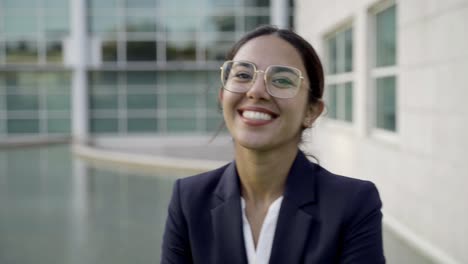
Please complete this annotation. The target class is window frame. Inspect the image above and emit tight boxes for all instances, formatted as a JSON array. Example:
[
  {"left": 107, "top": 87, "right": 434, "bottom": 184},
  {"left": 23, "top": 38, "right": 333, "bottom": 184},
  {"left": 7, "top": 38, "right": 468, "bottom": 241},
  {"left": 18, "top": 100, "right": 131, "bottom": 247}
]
[
  {"left": 323, "top": 21, "right": 355, "bottom": 126},
  {"left": 368, "top": 0, "right": 398, "bottom": 141}
]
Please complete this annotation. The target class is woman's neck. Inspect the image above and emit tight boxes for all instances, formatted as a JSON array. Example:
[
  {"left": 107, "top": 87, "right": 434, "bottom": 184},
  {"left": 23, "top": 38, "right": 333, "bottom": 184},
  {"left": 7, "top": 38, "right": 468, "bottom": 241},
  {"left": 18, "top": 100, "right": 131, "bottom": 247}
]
[{"left": 235, "top": 144, "right": 298, "bottom": 205}]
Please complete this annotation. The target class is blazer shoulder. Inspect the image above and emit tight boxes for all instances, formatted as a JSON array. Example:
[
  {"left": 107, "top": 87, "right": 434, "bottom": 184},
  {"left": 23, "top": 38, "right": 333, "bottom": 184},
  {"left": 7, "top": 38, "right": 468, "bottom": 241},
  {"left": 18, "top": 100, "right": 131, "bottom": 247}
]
[{"left": 175, "top": 162, "right": 232, "bottom": 209}]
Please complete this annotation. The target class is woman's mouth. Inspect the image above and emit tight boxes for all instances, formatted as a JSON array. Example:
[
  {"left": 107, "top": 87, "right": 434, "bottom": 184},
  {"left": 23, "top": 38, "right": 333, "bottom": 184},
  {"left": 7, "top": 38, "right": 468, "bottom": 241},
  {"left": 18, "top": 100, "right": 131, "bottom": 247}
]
[{"left": 242, "top": 110, "right": 273, "bottom": 121}]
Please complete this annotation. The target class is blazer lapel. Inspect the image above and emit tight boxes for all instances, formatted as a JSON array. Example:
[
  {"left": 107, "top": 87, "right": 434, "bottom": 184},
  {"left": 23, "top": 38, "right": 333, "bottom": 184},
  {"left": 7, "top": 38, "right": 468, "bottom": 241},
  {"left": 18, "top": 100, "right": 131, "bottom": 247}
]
[
  {"left": 211, "top": 162, "right": 248, "bottom": 264},
  {"left": 269, "top": 151, "right": 319, "bottom": 264}
]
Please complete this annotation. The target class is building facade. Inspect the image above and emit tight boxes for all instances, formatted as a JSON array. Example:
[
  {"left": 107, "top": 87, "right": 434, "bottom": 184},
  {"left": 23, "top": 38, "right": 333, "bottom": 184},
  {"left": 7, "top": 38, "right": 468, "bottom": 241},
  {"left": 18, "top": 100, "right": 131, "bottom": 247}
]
[
  {"left": 296, "top": 0, "right": 468, "bottom": 263},
  {"left": 0, "top": 0, "right": 292, "bottom": 143}
]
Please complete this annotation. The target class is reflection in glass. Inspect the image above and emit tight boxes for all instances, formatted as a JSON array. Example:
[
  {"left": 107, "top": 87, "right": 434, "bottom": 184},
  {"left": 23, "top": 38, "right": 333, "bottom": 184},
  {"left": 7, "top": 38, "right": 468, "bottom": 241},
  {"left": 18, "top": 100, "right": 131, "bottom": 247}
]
[
  {"left": 344, "top": 82, "right": 353, "bottom": 122},
  {"left": 127, "top": 118, "right": 157, "bottom": 132},
  {"left": 344, "top": 28, "right": 353, "bottom": 72},
  {"left": 127, "top": 94, "right": 157, "bottom": 109},
  {"left": 90, "top": 118, "right": 119, "bottom": 133},
  {"left": 45, "top": 16, "right": 69, "bottom": 37},
  {"left": 3, "top": 0, "right": 38, "bottom": 8},
  {"left": 163, "top": 16, "right": 198, "bottom": 34},
  {"left": 125, "top": 13, "right": 157, "bottom": 33},
  {"left": 205, "top": 42, "right": 231, "bottom": 61},
  {"left": 126, "top": 72, "right": 157, "bottom": 86},
  {"left": 376, "top": 76, "right": 396, "bottom": 131},
  {"left": 376, "top": 5, "right": 396, "bottom": 67},
  {"left": 87, "top": 0, "right": 119, "bottom": 9},
  {"left": 7, "top": 94, "right": 39, "bottom": 111},
  {"left": 167, "top": 117, "right": 197, "bottom": 132},
  {"left": 5, "top": 41, "right": 38, "bottom": 63},
  {"left": 126, "top": 41, "right": 157, "bottom": 61},
  {"left": 327, "top": 84, "right": 337, "bottom": 119},
  {"left": 102, "top": 41, "right": 118, "bottom": 62},
  {"left": 327, "top": 37, "right": 337, "bottom": 74},
  {"left": 166, "top": 93, "right": 197, "bottom": 109},
  {"left": 124, "top": 0, "right": 157, "bottom": 8},
  {"left": 46, "top": 41, "right": 63, "bottom": 63},
  {"left": 206, "top": 16, "right": 235, "bottom": 32},
  {"left": 245, "top": 16, "right": 269, "bottom": 31},
  {"left": 46, "top": 94, "right": 70, "bottom": 110},
  {"left": 90, "top": 71, "right": 118, "bottom": 86},
  {"left": 89, "top": 94, "right": 119, "bottom": 109},
  {"left": 88, "top": 15, "right": 120, "bottom": 34},
  {"left": 47, "top": 118, "right": 71, "bottom": 133},
  {"left": 3, "top": 15, "right": 38, "bottom": 37},
  {"left": 245, "top": 0, "right": 270, "bottom": 7},
  {"left": 166, "top": 40, "right": 196, "bottom": 61},
  {"left": 7, "top": 119, "right": 40, "bottom": 133},
  {"left": 45, "top": 0, "right": 69, "bottom": 9}
]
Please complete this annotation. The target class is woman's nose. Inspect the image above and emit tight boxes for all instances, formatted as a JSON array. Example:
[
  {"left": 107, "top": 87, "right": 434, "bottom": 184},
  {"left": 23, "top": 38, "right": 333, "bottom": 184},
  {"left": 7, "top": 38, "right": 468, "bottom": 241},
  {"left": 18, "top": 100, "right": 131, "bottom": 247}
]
[{"left": 245, "top": 72, "right": 271, "bottom": 100}]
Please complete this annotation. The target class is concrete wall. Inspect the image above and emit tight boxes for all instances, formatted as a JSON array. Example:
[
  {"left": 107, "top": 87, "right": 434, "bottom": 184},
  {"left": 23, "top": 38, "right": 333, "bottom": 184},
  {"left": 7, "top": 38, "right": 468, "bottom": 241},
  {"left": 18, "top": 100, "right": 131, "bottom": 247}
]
[{"left": 296, "top": 0, "right": 468, "bottom": 263}]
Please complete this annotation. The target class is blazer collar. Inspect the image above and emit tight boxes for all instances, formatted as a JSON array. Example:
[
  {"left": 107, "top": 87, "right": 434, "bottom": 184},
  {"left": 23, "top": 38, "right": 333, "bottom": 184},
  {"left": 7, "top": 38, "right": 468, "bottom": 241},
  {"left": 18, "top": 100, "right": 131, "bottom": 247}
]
[{"left": 211, "top": 150, "right": 319, "bottom": 264}]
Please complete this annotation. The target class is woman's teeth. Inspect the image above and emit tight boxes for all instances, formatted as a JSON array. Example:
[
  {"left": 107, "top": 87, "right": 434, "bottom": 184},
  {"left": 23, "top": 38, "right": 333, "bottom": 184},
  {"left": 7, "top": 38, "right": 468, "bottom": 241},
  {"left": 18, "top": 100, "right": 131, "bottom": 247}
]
[{"left": 242, "top": 111, "right": 273, "bottom": 121}]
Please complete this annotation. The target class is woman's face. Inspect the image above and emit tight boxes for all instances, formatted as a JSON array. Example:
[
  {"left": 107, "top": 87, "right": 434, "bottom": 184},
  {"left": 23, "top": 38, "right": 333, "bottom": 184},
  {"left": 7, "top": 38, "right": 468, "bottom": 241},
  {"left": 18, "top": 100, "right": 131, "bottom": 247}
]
[{"left": 220, "top": 35, "right": 319, "bottom": 152}]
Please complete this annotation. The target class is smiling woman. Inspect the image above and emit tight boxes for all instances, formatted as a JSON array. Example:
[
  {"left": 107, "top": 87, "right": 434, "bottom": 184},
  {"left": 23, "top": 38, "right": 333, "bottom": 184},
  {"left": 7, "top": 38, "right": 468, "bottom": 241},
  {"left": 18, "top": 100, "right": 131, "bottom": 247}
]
[{"left": 161, "top": 25, "right": 385, "bottom": 264}]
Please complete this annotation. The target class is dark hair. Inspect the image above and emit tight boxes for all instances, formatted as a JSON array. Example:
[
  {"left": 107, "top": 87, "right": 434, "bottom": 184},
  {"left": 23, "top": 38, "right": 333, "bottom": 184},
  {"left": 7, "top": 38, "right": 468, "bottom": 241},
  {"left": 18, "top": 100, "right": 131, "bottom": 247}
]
[{"left": 225, "top": 25, "right": 324, "bottom": 105}]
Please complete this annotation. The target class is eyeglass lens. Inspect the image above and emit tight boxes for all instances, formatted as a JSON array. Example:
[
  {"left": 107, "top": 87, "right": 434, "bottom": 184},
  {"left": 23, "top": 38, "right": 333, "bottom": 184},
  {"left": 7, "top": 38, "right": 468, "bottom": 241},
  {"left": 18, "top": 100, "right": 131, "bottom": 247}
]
[{"left": 221, "top": 61, "right": 302, "bottom": 98}]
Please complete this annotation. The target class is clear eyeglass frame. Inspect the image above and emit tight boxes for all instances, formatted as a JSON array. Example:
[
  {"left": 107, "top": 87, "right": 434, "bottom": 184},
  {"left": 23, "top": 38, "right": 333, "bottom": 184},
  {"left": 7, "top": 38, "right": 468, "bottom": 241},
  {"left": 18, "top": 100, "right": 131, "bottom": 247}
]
[{"left": 220, "top": 60, "right": 305, "bottom": 99}]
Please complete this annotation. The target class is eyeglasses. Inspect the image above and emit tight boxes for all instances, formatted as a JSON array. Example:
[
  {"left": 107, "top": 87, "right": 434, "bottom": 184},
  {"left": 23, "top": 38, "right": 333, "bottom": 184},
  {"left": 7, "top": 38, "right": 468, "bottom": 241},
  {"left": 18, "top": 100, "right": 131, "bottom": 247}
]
[{"left": 220, "top": 60, "right": 305, "bottom": 99}]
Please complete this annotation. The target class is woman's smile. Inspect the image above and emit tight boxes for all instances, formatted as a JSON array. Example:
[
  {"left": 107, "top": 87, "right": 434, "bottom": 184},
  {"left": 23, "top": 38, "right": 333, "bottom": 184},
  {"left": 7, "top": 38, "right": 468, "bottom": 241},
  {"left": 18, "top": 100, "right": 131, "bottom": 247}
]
[{"left": 238, "top": 106, "right": 279, "bottom": 126}]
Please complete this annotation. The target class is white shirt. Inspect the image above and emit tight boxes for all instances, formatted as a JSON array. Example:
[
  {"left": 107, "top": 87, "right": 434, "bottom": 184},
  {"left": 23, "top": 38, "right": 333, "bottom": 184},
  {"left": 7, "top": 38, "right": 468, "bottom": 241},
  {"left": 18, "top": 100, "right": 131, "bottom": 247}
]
[{"left": 241, "top": 196, "right": 284, "bottom": 264}]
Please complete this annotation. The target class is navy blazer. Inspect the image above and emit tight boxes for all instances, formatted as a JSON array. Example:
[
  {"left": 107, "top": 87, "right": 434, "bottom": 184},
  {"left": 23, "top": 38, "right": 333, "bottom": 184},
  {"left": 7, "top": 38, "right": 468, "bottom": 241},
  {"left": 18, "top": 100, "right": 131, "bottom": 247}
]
[{"left": 161, "top": 151, "right": 385, "bottom": 263}]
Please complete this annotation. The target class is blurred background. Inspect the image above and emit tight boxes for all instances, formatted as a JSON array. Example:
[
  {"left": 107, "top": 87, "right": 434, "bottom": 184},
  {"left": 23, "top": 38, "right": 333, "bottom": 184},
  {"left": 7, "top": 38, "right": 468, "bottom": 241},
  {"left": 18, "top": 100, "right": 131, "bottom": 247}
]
[{"left": 0, "top": 0, "right": 467, "bottom": 263}]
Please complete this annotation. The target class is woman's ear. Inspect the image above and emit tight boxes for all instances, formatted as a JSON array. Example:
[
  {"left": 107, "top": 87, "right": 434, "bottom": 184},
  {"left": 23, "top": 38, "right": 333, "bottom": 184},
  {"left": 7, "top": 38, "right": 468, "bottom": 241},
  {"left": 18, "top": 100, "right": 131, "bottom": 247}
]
[{"left": 303, "top": 100, "right": 324, "bottom": 128}]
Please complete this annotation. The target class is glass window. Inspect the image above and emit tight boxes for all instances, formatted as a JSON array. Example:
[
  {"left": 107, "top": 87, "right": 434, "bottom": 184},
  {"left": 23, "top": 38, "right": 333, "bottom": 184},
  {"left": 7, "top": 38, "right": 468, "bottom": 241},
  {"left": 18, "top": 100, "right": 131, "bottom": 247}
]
[
  {"left": 87, "top": 0, "right": 119, "bottom": 9},
  {"left": 166, "top": 93, "right": 198, "bottom": 109},
  {"left": 375, "top": 76, "right": 396, "bottom": 131},
  {"left": 344, "top": 82, "right": 353, "bottom": 122},
  {"left": 89, "top": 71, "right": 118, "bottom": 86},
  {"left": 4, "top": 0, "right": 38, "bottom": 8},
  {"left": 245, "top": 0, "right": 270, "bottom": 7},
  {"left": 205, "top": 41, "right": 231, "bottom": 61},
  {"left": 124, "top": 0, "right": 157, "bottom": 8},
  {"left": 47, "top": 118, "right": 70, "bottom": 133},
  {"left": 7, "top": 119, "right": 39, "bottom": 133},
  {"left": 206, "top": 16, "right": 236, "bottom": 32},
  {"left": 46, "top": 41, "right": 63, "bottom": 63},
  {"left": 167, "top": 117, "right": 197, "bottom": 132},
  {"left": 7, "top": 94, "right": 39, "bottom": 111},
  {"left": 5, "top": 41, "right": 38, "bottom": 63},
  {"left": 166, "top": 39, "right": 196, "bottom": 61},
  {"left": 127, "top": 118, "right": 157, "bottom": 132},
  {"left": 44, "top": 0, "right": 69, "bottom": 9},
  {"left": 327, "top": 37, "right": 337, "bottom": 74},
  {"left": 125, "top": 13, "right": 157, "bottom": 33},
  {"left": 88, "top": 15, "right": 119, "bottom": 34},
  {"left": 372, "top": 4, "right": 397, "bottom": 132},
  {"left": 376, "top": 5, "right": 396, "bottom": 67},
  {"left": 102, "top": 41, "right": 118, "bottom": 62},
  {"left": 245, "top": 16, "right": 269, "bottom": 31},
  {"left": 327, "top": 84, "right": 337, "bottom": 119},
  {"left": 344, "top": 28, "right": 353, "bottom": 72},
  {"left": 164, "top": 16, "right": 199, "bottom": 34},
  {"left": 3, "top": 15, "right": 38, "bottom": 37},
  {"left": 46, "top": 94, "right": 70, "bottom": 110},
  {"left": 325, "top": 26, "right": 353, "bottom": 123},
  {"left": 44, "top": 16, "right": 69, "bottom": 37},
  {"left": 126, "top": 41, "right": 157, "bottom": 61},
  {"left": 89, "top": 94, "right": 119, "bottom": 109},
  {"left": 127, "top": 94, "right": 157, "bottom": 109},
  {"left": 126, "top": 72, "right": 157, "bottom": 86},
  {"left": 90, "top": 118, "right": 119, "bottom": 133},
  {"left": 206, "top": 116, "right": 223, "bottom": 132}
]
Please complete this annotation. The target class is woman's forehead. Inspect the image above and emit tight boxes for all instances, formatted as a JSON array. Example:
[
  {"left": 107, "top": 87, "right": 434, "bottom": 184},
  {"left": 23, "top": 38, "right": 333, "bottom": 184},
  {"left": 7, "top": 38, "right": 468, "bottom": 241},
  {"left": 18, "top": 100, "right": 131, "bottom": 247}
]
[{"left": 232, "top": 35, "right": 305, "bottom": 71}]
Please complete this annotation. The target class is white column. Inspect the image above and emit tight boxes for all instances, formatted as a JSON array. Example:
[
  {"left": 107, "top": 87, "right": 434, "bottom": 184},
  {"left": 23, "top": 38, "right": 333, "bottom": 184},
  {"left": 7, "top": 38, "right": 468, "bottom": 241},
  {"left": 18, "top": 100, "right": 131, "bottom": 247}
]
[
  {"left": 71, "top": 0, "right": 89, "bottom": 144},
  {"left": 270, "top": 0, "right": 290, "bottom": 29}
]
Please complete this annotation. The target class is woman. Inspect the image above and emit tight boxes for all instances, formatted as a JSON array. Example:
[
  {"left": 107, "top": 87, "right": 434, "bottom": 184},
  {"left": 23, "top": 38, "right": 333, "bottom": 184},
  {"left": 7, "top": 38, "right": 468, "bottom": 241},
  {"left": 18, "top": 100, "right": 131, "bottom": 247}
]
[{"left": 161, "top": 25, "right": 385, "bottom": 264}]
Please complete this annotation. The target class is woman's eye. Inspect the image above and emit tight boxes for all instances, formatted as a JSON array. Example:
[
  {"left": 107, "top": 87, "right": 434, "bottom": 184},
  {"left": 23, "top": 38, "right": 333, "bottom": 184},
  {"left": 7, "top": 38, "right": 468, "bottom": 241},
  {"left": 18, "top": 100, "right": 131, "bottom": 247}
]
[
  {"left": 272, "top": 77, "right": 294, "bottom": 88},
  {"left": 234, "top": 72, "right": 253, "bottom": 80}
]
